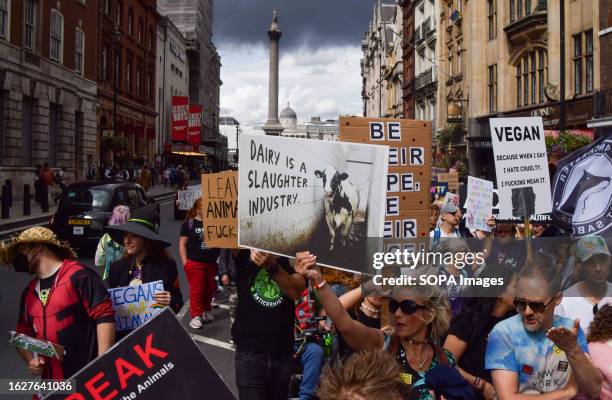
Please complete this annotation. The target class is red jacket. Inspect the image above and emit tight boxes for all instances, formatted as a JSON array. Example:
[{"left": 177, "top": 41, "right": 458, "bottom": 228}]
[{"left": 17, "top": 260, "right": 114, "bottom": 379}]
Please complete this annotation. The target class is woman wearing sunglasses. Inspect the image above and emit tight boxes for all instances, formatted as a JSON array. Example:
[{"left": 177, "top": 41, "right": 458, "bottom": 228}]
[{"left": 295, "top": 252, "right": 475, "bottom": 400}]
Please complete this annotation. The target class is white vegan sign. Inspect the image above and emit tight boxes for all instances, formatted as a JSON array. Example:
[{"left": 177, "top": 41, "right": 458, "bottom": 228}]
[{"left": 489, "top": 117, "right": 552, "bottom": 218}]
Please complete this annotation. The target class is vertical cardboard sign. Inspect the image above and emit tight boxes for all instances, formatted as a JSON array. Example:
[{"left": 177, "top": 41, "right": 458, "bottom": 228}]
[
  {"left": 171, "top": 96, "right": 189, "bottom": 142},
  {"left": 339, "top": 117, "right": 431, "bottom": 241},
  {"left": 188, "top": 105, "right": 203, "bottom": 145},
  {"left": 202, "top": 171, "right": 238, "bottom": 248}
]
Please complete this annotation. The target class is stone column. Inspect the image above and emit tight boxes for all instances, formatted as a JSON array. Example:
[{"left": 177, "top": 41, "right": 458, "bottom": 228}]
[{"left": 263, "top": 9, "right": 284, "bottom": 135}]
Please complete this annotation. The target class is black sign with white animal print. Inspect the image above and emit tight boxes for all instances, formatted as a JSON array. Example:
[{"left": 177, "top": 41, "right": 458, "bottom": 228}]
[{"left": 238, "top": 135, "right": 388, "bottom": 273}]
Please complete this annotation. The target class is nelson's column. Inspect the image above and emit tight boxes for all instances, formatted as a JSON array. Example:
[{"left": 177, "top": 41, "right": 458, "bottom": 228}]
[{"left": 262, "top": 9, "right": 284, "bottom": 135}]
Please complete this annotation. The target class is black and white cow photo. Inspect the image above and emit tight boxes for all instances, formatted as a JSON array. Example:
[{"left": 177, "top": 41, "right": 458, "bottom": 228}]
[
  {"left": 314, "top": 167, "right": 360, "bottom": 250},
  {"left": 238, "top": 134, "right": 388, "bottom": 273}
]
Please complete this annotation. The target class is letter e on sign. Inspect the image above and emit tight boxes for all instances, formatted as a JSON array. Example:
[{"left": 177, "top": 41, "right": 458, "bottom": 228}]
[
  {"left": 386, "top": 197, "right": 399, "bottom": 216},
  {"left": 384, "top": 220, "right": 393, "bottom": 238},
  {"left": 389, "top": 148, "right": 399, "bottom": 166},
  {"left": 401, "top": 173, "right": 415, "bottom": 192},
  {"left": 387, "top": 122, "right": 401, "bottom": 141},
  {"left": 369, "top": 122, "right": 385, "bottom": 140},
  {"left": 387, "top": 173, "right": 399, "bottom": 192}
]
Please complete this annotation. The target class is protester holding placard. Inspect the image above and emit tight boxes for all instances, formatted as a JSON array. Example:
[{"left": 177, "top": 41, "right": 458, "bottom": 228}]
[
  {"left": 94, "top": 205, "right": 130, "bottom": 281},
  {"left": 106, "top": 213, "right": 183, "bottom": 340},
  {"left": 179, "top": 197, "right": 220, "bottom": 329},
  {"left": 0, "top": 227, "right": 115, "bottom": 379},
  {"left": 232, "top": 249, "right": 305, "bottom": 400}
]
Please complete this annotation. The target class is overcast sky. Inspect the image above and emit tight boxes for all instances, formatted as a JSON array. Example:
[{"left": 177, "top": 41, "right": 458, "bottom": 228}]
[{"left": 214, "top": 1, "right": 376, "bottom": 127}]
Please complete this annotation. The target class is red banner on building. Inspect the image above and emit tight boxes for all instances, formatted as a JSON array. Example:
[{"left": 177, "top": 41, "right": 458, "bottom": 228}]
[
  {"left": 171, "top": 96, "right": 189, "bottom": 141},
  {"left": 188, "top": 104, "right": 203, "bottom": 145}
]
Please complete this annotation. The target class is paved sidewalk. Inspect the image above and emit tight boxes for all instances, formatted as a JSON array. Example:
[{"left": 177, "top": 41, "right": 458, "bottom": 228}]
[{"left": 0, "top": 182, "right": 179, "bottom": 234}]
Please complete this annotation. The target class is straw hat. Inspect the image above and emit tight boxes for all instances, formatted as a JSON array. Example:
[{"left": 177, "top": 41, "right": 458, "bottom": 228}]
[{"left": 0, "top": 227, "right": 77, "bottom": 266}]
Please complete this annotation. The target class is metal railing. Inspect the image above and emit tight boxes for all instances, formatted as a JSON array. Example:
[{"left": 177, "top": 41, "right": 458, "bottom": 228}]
[
  {"left": 415, "top": 67, "right": 437, "bottom": 90},
  {"left": 593, "top": 88, "right": 612, "bottom": 119}
]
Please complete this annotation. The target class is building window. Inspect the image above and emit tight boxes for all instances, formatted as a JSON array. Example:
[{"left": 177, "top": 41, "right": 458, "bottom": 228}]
[
  {"left": 136, "top": 66, "right": 141, "bottom": 96},
  {"left": 0, "top": 0, "right": 8, "bottom": 39},
  {"left": 525, "top": 0, "right": 531, "bottom": 15},
  {"left": 75, "top": 28, "right": 84, "bottom": 75},
  {"left": 101, "top": 46, "right": 108, "bottom": 80},
  {"left": 517, "top": 0, "right": 523, "bottom": 19},
  {"left": 573, "top": 34, "right": 582, "bottom": 95},
  {"left": 128, "top": 9, "right": 133, "bottom": 36},
  {"left": 488, "top": 64, "right": 497, "bottom": 113},
  {"left": 49, "top": 103, "right": 59, "bottom": 166},
  {"left": 102, "top": 0, "right": 109, "bottom": 16},
  {"left": 538, "top": 49, "right": 546, "bottom": 103},
  {"left": 22, "top": 97, "right": 34, "bottom": 166},
  {"left": 487, "top": 0, "right": 497, "bottom": 40},
  {"left": 126, "top": 60, "right": 131, "bottom": 91},
  {"left": 24, "top": 0, "right": 36, "bottom": 50},
  {"left": 149, "top": 27, "right": 154, "bottom": 51},
  {"left": 516, "top": 49, "right": 547, "bottom": 107},
  {"left": 116, "top": 50, "right": 122, "bottom": 87},
  {"left": 138, "top": 19, "right": 143, "bottom": 44},
  {"left": 510, "top": 0, "right": 515, "bottom": 22},
  {"left": 516, "top": 65, "right": 522, "bottom": 107},
  {"left": 457, "top": 40, "right": 463, "bottom": 76},
  {"left": 585, "top": 30, "right": 593, "bottom": 93},
  {"left": 50, "top": 10, "right": 64, "bottom": 62},
  {"left": 448, "top": 45, "right": 453, "bottom": 77},
  {"left": 116, "top": 1, "right": 122, "bottom": 27}
]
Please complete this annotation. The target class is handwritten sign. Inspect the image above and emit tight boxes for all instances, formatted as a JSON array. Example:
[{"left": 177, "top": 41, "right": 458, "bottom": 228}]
[
  {"left": 202, "top": 171, "right": 238, "bottom": 248},
  {"left": 464, "top": 176, "right": 493, "bottom": 232},
  {"left": 177, "top": 189, "right": 202, "bottom": 211},
  {"left": 9, "top": 331, "right": 64, "bottom": 360},
  {"left": 490, "top": 117, "right": 552, "bottom": 218},
  {"left": 108, "top": 281, "right": 165, "bottom": 332}
]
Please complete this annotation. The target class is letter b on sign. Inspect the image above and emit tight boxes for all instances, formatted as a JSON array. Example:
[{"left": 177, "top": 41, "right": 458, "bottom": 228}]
[{"left": 369, "top": 122, "right": 384, "bottom": 140}]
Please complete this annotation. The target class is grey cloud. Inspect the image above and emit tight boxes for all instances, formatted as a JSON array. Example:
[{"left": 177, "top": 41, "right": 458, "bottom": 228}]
[{"left": 214, "top": 0, "right": 377, "bottom": 48}]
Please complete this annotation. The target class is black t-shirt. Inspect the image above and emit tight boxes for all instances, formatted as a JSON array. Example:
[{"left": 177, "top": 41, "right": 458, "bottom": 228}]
[
  {"left": 38, "top": 270, "right": 58, "bottom": 306},
  {"left": 337, "top": 306, "right": 381, "bottom": 361},
  {"left": 448, "top": 308, "right": 515, "bottom": 382},
  {"left": 231, "top": 250, "right": 296, "bottom": 356},
  {"left": 180, "top": 218, "right": 220, "bottom": 263}
]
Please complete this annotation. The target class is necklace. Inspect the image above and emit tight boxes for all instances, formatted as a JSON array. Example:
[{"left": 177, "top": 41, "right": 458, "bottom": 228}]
[
  {"left": 404, "top": 343, "right": 430, "bottom": 371},
  {"left": 360, "top": 301, "right": 381, "bottom": 316}
]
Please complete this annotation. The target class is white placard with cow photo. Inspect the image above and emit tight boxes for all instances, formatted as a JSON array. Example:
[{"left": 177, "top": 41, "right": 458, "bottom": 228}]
[{"left": 238, "top": 134, "right": 388, "bottom": 273}]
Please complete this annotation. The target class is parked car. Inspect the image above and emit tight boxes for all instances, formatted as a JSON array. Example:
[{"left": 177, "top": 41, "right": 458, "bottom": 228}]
[
  {"left": 50, "top": 181, "right": 160, "bottom": 250},
  {"left": 174, "top": 183, "right": 201, "bottom": 220}
]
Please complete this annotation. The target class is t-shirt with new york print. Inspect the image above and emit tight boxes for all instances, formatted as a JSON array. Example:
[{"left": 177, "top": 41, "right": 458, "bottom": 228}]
[{"left": 485, "top": 314, "right": 589, "bottom": 394}]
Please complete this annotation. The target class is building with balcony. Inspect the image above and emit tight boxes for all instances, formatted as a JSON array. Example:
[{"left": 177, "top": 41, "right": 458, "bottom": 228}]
[
  {"left": 361, "top": 0, "right": 403, "bottom": 118},
  {"left": 0, "top": 0, "right": 99, "bottom": 198},
  {"left": 97, "top": 0, "right": 160, "bottom": 167},
  {"left": 431, "top": 0, "right": 602, "bottom": 179},
  {"left": 414, "top": 0, "right": 438, "bottom": 131}
]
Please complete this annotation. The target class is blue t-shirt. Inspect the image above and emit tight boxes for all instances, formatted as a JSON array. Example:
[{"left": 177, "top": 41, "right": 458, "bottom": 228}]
[{"left": 485, "top": 314, "right": 588, "bottom": 394}]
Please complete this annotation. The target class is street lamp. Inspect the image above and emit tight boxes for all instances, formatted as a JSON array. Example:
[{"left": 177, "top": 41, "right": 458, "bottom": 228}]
[
  {"left": 112, "top": 25, "right": 121, "bottom": 138},
  {"left": 235, "top": 121, "right": 240, "bottom": 162}
]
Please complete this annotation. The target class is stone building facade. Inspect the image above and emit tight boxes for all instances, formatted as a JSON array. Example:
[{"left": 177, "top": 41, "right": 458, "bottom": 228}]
[
  {"left": 0, "top": 0, "right": 99, "bottom": 199},
  {"left": 588, "top": 1, "right": 611, "bottom": 137},
  {"left": 461, "top": 0, "right": 602, "bottom": 178},
  {"left": 414, "top": 0, "right": 438, "bottom": 130},
  {"left": 155, "top": 16, "right": 189, "bottom": 163},
  {"left": 97, "top": 0, "right": 159, "bottom": 167},
  {"left": 362, "top": 0, "right": 403, "bottom": 118},
  {"left": 157, "top": 0, "right": 223, "bottom": 164}
]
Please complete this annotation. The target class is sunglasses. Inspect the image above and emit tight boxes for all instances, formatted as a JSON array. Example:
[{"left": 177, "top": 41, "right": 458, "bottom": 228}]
[
  {"left": 389, "top": 299, "right": 427, "bottom": 315},
  {"left": 513, "top": 297, "right": 555, "bottom": 313}
]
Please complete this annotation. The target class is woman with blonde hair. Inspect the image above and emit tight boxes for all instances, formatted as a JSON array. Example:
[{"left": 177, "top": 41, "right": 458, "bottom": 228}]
[
  {"left": 295, "top": 252, "right": 475, "bottom": 400},
  {"left": 95, "top": 205, "right": 130, "bottom": 280},
  {"left": 586, "top": 304, "right": 612, "bottom": 399},
  {"left": 179, "top": 197, "right": 220, "bottom": 329}
]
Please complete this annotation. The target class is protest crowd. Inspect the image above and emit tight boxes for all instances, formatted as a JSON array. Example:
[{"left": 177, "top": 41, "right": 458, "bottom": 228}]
[{"left": 0, "top": 131, "right": 611, "bottom": 400}]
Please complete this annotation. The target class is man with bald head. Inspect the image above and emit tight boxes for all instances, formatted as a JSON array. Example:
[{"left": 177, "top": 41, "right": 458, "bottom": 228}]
[{"left": 485, "top": 256, "right": 602, "bottom": 399}]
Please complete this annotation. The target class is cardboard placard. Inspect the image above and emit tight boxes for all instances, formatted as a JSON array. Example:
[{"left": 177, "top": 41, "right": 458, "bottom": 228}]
[
  {"left": 436, "top": 172, "right": 459, "bottom": 193},
  {"left": 44, "top": 309, "right": 235, "bottom": 400},
  {"left": 339, "top": 117, "right": 431, "bottom": 208},
  {"left": 489, "top": 117, "right": 552, "bottom": 218},
  {"left": 202, "top": 171, "right": 238, "bottom": 248},
  {"left": 108, "top": 281, "right": 165, "bottom": 332},
  {"left": 238, "top": 134, "right": 388, "bottom": 273}
]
